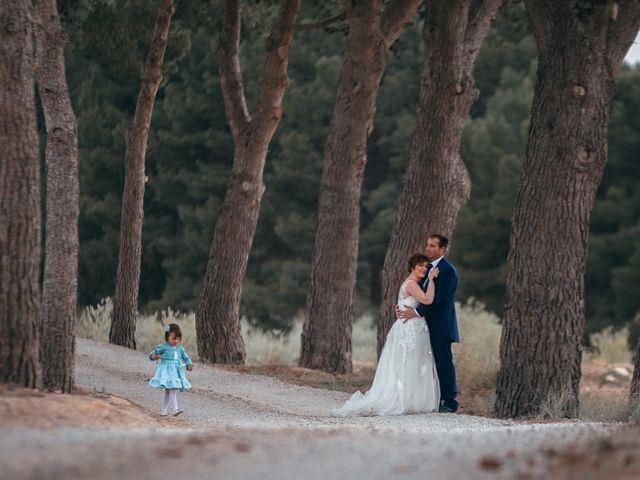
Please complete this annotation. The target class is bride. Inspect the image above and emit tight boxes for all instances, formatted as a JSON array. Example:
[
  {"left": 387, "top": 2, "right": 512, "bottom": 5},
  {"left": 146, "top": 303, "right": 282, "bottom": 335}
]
[{"left": 332, "top": 253, "right": 440, "bottom": 417}]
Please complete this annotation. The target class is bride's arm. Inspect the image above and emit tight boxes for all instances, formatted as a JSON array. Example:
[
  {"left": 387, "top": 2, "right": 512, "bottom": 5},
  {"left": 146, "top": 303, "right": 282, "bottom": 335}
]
[{"left": 404, "top": 276, "right": 436, "bottom": 305}]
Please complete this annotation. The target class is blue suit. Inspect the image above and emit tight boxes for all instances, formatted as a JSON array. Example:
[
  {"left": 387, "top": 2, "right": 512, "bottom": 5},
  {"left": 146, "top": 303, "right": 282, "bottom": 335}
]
[{"left": 416, "top": 257, "right": 459, "bottom": 410}]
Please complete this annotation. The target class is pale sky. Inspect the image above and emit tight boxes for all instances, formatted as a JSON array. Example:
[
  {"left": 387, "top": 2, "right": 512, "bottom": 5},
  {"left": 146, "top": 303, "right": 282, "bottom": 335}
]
[{"left": 624, "top": 32, "right": 640, "bottom": 65}]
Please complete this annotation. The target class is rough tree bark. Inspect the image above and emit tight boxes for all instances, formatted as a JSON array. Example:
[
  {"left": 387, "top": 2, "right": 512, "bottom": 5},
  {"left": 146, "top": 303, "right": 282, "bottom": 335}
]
[
  {"left": 378, "top": 0, "right": 502, "bottom": 356},
  {"left": 109, "top": 0, "right": 175, "bottom": 349},
  {"left": 632, "top": 337, "right": 640, "bottom": 409},
  {"left": 196, "top": 0, "right": 300, "bottom": 364},
  {"left": 35, "top": 0, "right": 79, "bottom": 392},
  {"left": 300, "top": 0, "right": 422, "bottom": 374},
  {"left": 0, "top": 1, "right": 42, "bottom": 388},
  {"left": 495, "top": 0, "right": 640, "bottom": 419}
]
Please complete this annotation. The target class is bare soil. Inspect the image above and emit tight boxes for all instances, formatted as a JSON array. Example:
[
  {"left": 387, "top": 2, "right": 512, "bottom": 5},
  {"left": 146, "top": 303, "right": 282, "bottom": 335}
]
[
  {"left": 512, "top": 425, "right": 640, "bottom": 480},
  {"left": 0, "top": 386, "right": 159, "bottom": 429}
]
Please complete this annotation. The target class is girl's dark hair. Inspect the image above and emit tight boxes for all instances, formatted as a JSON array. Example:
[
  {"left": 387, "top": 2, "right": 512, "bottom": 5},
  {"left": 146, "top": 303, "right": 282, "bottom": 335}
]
[
  {"left": 408, "top": 253, "right": 429, "bottom": 273},
  {"left": 165, "top": 323, "right": 182, "bottom": 341}
]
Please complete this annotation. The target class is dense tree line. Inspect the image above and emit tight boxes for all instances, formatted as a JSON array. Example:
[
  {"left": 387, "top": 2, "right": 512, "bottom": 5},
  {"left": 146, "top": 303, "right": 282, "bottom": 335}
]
[{"left": 69, "top": 1, "right": 640, "bottom": 342}]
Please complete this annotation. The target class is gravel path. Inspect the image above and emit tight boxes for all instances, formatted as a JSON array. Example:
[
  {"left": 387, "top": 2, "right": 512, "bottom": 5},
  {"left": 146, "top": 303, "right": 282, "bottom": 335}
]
[
  {"left": 75, "top": 338, "right": 508, "bottom": 432},
  {"left": 1, "top": 339, "right": 620, "bottom": 479}
]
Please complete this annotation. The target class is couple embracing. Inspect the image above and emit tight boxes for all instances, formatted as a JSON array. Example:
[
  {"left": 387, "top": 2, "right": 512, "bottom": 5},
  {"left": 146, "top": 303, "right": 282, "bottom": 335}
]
[{"left": 333, "top": 234, "right": 459, "bottom": 417}]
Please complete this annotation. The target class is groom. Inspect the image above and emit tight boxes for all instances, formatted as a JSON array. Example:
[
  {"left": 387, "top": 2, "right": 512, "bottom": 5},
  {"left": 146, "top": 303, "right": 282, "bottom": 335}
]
[{"left": 396, "top": 234, "right": 460, "bottom": 413}]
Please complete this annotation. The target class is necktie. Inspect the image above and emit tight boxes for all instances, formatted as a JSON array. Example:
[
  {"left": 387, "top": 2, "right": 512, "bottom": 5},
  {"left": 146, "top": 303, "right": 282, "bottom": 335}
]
[{"left": 423, "top": 263, "right": 433, "bottom": 291}]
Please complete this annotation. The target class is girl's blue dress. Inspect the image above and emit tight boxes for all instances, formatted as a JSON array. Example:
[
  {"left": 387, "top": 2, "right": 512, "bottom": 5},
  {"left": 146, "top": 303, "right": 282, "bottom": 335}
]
[{"left": 148, "top": 343, "right": 193, "bottom": 390}]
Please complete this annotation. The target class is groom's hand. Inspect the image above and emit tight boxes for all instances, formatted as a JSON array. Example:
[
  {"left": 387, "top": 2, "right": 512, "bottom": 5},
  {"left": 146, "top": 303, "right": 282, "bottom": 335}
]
[
  {"left": 395, "top": 306, "right": 414, "bottom": 322},
  {"left": 428, "top": 267, "right": 439, "bottom": 281}
]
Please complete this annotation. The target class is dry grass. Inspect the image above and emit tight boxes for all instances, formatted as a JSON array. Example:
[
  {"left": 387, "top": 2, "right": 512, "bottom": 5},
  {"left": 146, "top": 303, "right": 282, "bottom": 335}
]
[
  {"left": 584, "top": 326, "right": 633, "bottom": 364},
  {"left": 76, "top": 298, "right": 376, "bottom": 364},
  {"left": 452, "top": 300, "right": 502, "bottom": 415},
  {"left": 535, "top": 386, "right": 578, "bottom": 420},
  {"left": 579, "top": 388, "right": 630, "bottom": 422},
  {"left": 77, "top": 298, "right": 198, "bottom": 358},
  {"left": 76, "top": 298, "right": 497, "bottom": 365}
]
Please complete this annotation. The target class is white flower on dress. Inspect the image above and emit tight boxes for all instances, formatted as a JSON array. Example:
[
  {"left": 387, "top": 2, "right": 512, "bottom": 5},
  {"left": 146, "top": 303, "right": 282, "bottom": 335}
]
[{"left": 398, "top": 319, "right": 429, "bottom": 364}]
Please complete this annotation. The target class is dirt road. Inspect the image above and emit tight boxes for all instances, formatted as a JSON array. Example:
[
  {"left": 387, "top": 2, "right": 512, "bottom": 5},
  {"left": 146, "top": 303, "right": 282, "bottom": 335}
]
[{"left": 0, "top": 338, "right": 619, "bottom": 479}]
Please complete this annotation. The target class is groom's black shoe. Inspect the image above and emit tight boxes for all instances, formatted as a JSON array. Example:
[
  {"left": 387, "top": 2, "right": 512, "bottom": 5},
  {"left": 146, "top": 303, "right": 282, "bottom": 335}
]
[
  {"left": 439, "top": 401, "right": 458, "bottom": 413},
  {"left": 438, "top": 405, "right": 457, "bottom": 413}
]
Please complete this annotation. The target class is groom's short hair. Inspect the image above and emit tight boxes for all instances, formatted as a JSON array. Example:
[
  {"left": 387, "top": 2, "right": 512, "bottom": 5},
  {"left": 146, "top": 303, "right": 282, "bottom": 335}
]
[{"left": 428, "top": 234, "right": 449, "bottom": 249}]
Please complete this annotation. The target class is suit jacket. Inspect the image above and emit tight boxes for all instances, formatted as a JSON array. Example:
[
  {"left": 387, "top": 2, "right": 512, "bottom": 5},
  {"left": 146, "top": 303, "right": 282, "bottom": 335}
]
[{"left": 416, "top": 257, "right": 460, "bottom": 343}]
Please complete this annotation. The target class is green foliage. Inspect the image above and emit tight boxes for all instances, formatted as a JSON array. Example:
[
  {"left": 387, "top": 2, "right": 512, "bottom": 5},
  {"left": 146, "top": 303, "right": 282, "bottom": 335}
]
[
  {"left": 586, "top": 65, "right": 640, "bottom": 334},
  {"left": 68, "top": 0, "right": 640, "bottom": 338},
  {"left": 453, "top": 62, "right": 535, "bottom": 314},
  {"left": 450, "top": 2, "right": 536, "bottom": 315}
]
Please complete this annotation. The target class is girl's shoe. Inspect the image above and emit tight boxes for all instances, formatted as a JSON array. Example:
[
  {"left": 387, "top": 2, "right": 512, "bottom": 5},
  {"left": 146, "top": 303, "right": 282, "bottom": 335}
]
[
  {"left": 161, "top": 411, "right": 169, "bottom": 417},
  {"left": 172, "top": 408, "right": 184, "bottom": 417}
]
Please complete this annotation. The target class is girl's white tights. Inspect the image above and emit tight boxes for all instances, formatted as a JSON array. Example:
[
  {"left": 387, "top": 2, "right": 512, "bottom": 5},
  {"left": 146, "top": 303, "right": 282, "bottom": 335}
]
[{"left": 162, "top": 389, "right": 178, "bottom": 413}]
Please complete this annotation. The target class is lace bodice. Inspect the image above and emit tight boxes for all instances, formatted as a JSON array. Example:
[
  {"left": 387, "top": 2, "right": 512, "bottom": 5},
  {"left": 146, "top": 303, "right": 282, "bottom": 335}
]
[
  {"left": 395, "top": 280, "right": 429, "bottom": 364},
  {"left": 398, "top": 280, "right": 420, "bottom": 309}
]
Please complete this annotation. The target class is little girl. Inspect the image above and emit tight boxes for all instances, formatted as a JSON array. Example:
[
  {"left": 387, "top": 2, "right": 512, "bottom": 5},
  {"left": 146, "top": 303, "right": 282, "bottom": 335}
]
[{"left": 148, "top": 323, "right": 193, "bottom": 416}]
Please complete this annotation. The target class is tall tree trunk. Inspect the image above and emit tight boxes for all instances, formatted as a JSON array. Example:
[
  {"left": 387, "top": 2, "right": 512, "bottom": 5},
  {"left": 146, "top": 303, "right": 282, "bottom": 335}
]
[
  {"left": 300, "top": 0, "right": 422, "bottom": 374},
  {"left": 109, "top": 0, "right": 175, "bottom": 349},
  {"left": 0, "top": 1, "right": 42, "bottom": 388},
  {"left": 378, "top": 0, "right": 502, "bottom": 356},
  {"left": 196, "top": 0, "right": 300, "bottom": 364},
  {"left": 35, "top": 0, "right": 79, "bottom": 392},
  {"left": 495, "top": 0, "right": 640, "bottom": 419},
  {"left": 632, "top": 339, "right": 640, "bottom": 411}
]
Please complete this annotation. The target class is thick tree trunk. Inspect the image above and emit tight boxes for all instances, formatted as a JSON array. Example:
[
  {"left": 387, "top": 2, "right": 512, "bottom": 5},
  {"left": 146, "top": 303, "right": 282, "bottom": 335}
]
[
  {"left": 300, "top": 3, "right": 385, "bottom": 375},
  {"left": 300, "top": 0, "right": 422, "bottom": 374},
  {"left": 196, "top": 0, "right": 300, "bottom": 364},
  {"left": 378, "top": 0, "right": 501, "bottom": 356},
  {"left": 0, "top": 1, "right": 42, "bottom": 388},
  {"left": 35, "top": 0, "right": 79, "bottom": 392},
  {"left": 632, "top": 343, "right": 640, "bottom": 410},
  {"left": 196, "top": 141, "right": 263, "bottom": 364},
  {"left": 495, "top": 0, "right": 640, "bottom": 419},
  {"left": 110, "top": 0, "right": 175, "bottom": 349}
]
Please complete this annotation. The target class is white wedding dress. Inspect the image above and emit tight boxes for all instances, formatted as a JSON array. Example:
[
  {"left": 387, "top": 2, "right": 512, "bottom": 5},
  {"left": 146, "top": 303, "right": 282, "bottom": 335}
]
[{"left": 332, "top": 281, "right": 440, "bottom": 417}]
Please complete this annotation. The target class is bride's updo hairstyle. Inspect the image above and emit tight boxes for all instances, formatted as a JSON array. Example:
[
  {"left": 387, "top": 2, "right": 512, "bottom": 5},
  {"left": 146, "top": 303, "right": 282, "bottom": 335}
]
[{"left": 408, "top": 253, "right": 429, "bottom": 273}]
